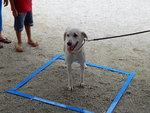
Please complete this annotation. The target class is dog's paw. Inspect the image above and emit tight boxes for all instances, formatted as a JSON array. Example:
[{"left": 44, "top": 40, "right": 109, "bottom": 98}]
[
  {"left": 79, "top": 83, "right": 85, "bottom": 88},
  {"left": 60, "top": 64, "right": 67, "bottom": 69},
  {"left": 84, "top": 64, "right": 87, "bottom": 69},
  {"left": 68, "top": 86, "right": 73, "bottom": 91}
]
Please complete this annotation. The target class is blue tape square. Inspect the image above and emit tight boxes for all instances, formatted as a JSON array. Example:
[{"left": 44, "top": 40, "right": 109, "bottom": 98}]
[{"left": 6, "top": 53, "right": 135, "bottom": 113}]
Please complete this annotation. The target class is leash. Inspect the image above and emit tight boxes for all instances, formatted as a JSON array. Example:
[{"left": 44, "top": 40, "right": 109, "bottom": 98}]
[
  {"left": 69, "top": 29, "right": 150, "bottom": 53},
  {"left": 88, "top": 29, "right": 150, "bottom": 41}
]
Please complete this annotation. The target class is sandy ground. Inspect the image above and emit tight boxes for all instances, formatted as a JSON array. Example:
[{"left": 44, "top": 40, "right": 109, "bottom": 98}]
[{"left": 0, "top": 0, "right": 150, "bottom": 113}]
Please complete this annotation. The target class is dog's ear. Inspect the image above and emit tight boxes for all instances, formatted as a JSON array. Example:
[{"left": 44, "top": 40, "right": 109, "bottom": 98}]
[
  {"left": 81, "top": 32, "right": 88, "bottom": 39},
  {"left": 64, "top": 32, "right": 67, "bottom": 41}
]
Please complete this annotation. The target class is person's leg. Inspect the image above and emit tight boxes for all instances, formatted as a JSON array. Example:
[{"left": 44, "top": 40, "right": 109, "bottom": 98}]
[
  {"left": 15, "top": 31, "right": 22, "bottom": 45},
  {"left": 14, "top": 13, "right": 26, "bottom": 52},
  {"left": 0, "top": 0, "right": 11, "bottom": 45},
  {"left": 0, "top": 0, "right": 2, "bottom": 32},
  {"left": 25, "top": 25, "right": 38, "bottom": 47},
  {"left": 0, "top": 0, "right": 3, "bottom": 48},
  {"left": 15, "top": 30, "right": 25, "bottom": 52},
  {"left": 24, "top": 11, "right": 38, "bottom": 47},
  {"left": 0, "top": 32, "right": 3, "bottom": 48},
  {"left": 25, "top": 25, "right": 32, "bottom": 42}
]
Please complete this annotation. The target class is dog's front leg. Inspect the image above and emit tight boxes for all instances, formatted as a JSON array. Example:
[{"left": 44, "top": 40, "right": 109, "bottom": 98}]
[
  {"left": 80, "top": 63, "right": 85, "bottom": 87},
  {"left": 67, "top": 63, "right": 73, "bottom": 90}
]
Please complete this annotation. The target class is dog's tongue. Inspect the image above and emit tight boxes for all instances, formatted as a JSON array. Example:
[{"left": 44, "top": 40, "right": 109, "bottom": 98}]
[{"left": 67, "top": 46, "right": 74, "bottom": 52}]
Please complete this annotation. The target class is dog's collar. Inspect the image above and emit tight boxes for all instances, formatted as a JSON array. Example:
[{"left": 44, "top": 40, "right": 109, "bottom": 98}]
[
  {"left": 72, "top": 41, "right": 79, "bottom": 51},
  {"left": 71, "top": 38, "right": 87, "bottom": 53}
]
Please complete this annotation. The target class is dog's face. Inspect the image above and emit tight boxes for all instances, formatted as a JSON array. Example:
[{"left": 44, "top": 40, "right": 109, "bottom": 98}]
[{"left": 64, "top": 28, "right": 87, "bottom": 52}]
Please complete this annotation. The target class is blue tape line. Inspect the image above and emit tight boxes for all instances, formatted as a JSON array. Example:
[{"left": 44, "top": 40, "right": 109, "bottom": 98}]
[
  {"left": 58, "top": 57, "right": 131, "bottom": 75},
  {"left": 58, "top": 57, "right": 65, "bottom": 60},
  {"left": 6, "top": 90, "right": 94, "bottom": 113},
  {"left": 12, "top": 54, "right": 62, "bottom": 91},
  {"left": 85, "top": 62, "right": 131, "bottom": 75},
  {"left": 106, "top": 72, "right": 135, "bottom": 113}
]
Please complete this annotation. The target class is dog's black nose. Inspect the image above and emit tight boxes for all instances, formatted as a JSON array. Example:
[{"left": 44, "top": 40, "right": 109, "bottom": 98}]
[{"left": 67, "top": 42, "right": 72, "bottom": 46}]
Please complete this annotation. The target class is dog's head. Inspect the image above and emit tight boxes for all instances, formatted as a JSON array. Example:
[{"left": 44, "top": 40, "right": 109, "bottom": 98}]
[{"left": 64, "top": 28, "right": 88, "bottom": 52}]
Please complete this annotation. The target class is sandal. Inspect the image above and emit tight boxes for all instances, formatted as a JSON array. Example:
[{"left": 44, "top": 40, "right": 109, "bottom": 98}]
[
  {"left": 28, "top": 41, "right": 39, "bottom": 47},
  {"left": 0, "top": 37, "right": 12, "bottom": 43},
  {"left": 0, "top": 43, "right": 3, "bottom": 48},
  {"left": 15, "top": 44, "right": 24, "bottom": 52}
]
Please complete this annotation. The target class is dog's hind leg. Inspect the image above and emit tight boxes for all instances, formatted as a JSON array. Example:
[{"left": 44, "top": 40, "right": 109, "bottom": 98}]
[
  {"left": 67, "top": 63, "right": 73, "bottom": 90},
  {"left": 80, "top": 63, "right": 85, "bottom": 87},
  {"left": 84, "top": 64, "right": 87, "bottom": 69}
]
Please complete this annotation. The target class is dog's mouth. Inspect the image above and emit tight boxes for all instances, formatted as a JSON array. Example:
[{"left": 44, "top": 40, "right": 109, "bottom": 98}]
[{"left": 67, "top": 41, "right": 79, "bottom": 52}]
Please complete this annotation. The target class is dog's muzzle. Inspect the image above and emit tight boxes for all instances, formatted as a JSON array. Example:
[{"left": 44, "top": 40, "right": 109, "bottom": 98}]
[
  {"left": 67, "top": 42, "right": 72, "bottom": 46},
  {"left": 67, "top": 41, "right": 79, "bottom": 52}
]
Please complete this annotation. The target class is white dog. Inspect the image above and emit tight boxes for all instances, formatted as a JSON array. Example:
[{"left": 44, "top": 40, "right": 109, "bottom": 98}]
[{"left": 64, "top": 28, "right": 88, "bottom": 90}]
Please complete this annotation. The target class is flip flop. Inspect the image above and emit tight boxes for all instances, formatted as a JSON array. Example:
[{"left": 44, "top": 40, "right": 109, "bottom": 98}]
[
  {"left": 0, "top": 37, "right": 12, "bottom": 43},
  {"left": 28, "top": 41, "right": 39, "bottom": 47},
  {"left": 0, "top": 43, "right": 3, "bottom": 48},
  {"left": 15, "top": 44, "right": 24, "bottom": 52}
]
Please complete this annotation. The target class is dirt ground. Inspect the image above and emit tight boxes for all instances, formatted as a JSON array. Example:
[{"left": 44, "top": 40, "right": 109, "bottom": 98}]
[{"left": 0, "top": 0, "right": 150, "bottom": 113}]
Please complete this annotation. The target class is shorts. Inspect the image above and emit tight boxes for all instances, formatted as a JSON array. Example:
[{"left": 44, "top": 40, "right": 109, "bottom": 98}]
[{"left": 14, "top": 11, "right": 33, "bottom": 32}]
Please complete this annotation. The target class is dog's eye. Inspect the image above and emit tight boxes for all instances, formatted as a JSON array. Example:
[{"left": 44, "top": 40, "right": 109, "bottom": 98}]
[
  {"left": 73, "top": 33, "right": 78, "bottom": 38},
  {"left": 67, "top": 34, "right": 69, "bottom": 37}
]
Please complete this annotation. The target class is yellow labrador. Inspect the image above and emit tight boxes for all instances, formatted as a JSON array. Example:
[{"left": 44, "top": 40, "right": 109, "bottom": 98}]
[{"left": 64, "top": 28, "right": 88, "bottom": 90}]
